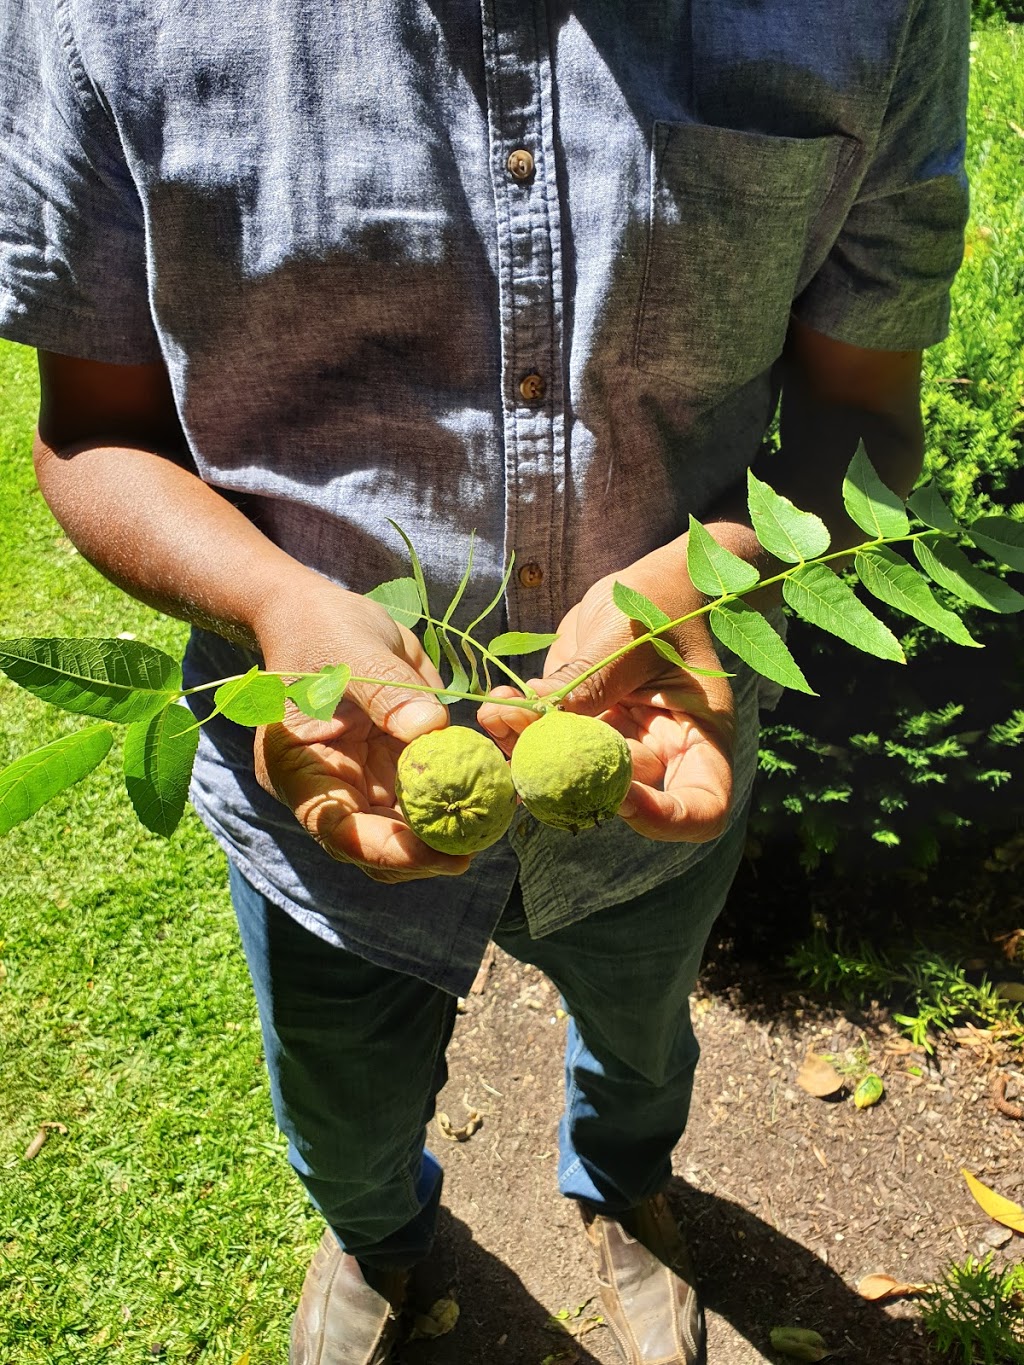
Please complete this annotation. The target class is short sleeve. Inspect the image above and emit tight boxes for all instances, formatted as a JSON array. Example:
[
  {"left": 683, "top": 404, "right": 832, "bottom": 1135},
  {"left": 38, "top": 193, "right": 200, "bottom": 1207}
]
[
  {"left": 793, "top": 0, "right": 970, "bottom": 352},
  {"left": 0, "top": 0, "right": 160, "bottom": 362}
]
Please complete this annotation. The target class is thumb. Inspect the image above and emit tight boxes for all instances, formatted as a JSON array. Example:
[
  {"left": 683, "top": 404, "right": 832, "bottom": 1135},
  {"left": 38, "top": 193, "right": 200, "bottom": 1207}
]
[
  {"left": 344, "top": 654, "right": 448, "bottom": 741},
  {"left": 539, "top": 646, "right": 653, "bottom": 718}
]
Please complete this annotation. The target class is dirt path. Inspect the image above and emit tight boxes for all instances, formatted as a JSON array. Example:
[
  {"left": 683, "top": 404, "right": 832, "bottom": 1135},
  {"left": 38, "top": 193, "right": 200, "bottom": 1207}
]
[{"left": 391, "top": 946, "right": 1021, "bottom": 1365}]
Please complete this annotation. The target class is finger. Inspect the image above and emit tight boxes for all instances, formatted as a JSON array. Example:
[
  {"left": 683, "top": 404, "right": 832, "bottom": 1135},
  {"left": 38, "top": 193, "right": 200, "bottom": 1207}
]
[
  {"left": 316, "top": 808, "right": 472, "bottom": 884},
  {"left": 618, "top": 775, "right": 731, "bottom": 844},
  {"left": 342, "top": 647, "right": 448, "bottom": 742},
  {"left": 477, "top": 686, "right": 539, "bottom": 756}
]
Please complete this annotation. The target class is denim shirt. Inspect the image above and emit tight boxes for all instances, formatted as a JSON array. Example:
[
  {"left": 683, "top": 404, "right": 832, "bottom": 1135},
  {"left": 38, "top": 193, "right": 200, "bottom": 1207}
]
[{"left": 0, "top": 0, "right": 968, "bottom": 993}]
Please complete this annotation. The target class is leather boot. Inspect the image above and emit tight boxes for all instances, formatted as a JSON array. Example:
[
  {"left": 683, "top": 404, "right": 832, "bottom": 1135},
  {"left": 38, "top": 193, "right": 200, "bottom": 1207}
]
[
  {"left": 580, "top": 1192, "right": 706, "bottom": 1365},
  {"left": 290, "top": 1228, "right": 408, "bottom": 1365}
]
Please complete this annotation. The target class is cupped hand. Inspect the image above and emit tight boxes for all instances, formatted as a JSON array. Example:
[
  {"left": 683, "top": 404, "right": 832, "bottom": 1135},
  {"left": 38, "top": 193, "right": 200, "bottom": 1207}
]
[
  {"left": 478, "top": 542, "right": 736, "bottom": 843},
  {"left": 253, "top": 581, "right": 471, "bottom": 882}
]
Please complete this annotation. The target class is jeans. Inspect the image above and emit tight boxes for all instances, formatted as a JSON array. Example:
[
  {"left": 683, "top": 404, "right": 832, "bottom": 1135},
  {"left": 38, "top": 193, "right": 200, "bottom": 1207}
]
[{"left": 228, "top": 810, "right": 747, "bottom": 1272}]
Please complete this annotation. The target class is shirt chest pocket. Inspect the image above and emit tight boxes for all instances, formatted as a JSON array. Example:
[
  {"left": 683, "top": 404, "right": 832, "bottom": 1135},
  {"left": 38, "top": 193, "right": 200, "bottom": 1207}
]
[{"left": 635, "top": 122, "right": 850, "bottom": 403}]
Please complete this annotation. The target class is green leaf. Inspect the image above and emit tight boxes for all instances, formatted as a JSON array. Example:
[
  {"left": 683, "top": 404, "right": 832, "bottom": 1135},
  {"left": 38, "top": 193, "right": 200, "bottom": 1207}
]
[
  {"left": 686, "top": 517, "right": 761, "bottom": 598},
  {"left": 842, "top": 442, "right": 910, "bottom": 540},
  {"left": 709, "top": 600, "right": 814, "bottom": 694},
  {"left": 286, "top": 664, "right": 352, "bottom": 720},
  {"left": 969, "top": 515, "right": 1024, "bottom": 572},
  {"left": 914, "top": 535, "right": 1024, "bottom": 614},
  {"left": 0, "top": 724, "right": 114, "bottom": 835},
  {"left": 855, "top": 546, "right": 980, "bottom": 647},
  {"left": 611, "top": 581, "right": 671, "bottom": 631},
  {"left": 0, "top": 637, "right": 181, "bottom": 723},
  {"left": 365, "top": 577, "right": 421, "bottom": 629},
  {"left": 214, "top": 668, "right": 288, "bottom": 725},
  {"left": 907, "top": 481, "right": 957, "bottom": 532},
  {"left": 782, "top": 563, "right": 905, "bottom": 663},
  {"left": 122, "top": 703, "right": 200, "bottom": 836},
  {"left": 441, "top": 532, "right": 475, "bottom": 628},
  {"left": 387, "top": 519, "right": 440, "bottom": 667},
  {"left": 487, "top": 631, "right": 560, "bottom": 657},
  {"left": 436, "top": 629, "right": 470, "bottom": 703},
  {"left": 746, "top": 470, "right": 830, "bottom": 563}
]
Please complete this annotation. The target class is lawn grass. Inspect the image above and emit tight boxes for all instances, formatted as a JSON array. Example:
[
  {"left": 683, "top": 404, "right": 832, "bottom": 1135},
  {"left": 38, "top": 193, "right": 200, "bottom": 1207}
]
[
  {"left": 2, "top": 24, "right": 1024, "bottom": 1365},
  {"left": 0, "top": 348, "right": 315, "bottom": 1360}
]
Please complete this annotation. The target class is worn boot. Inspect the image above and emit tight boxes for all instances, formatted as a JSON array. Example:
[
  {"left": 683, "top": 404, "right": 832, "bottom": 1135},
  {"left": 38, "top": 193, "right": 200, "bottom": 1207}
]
[
  {"left": 581, "top": 1192, "right": 706, "bottom": 1365},
  {"left": 290, "top": 1228, "right": 408, "bottom": 1365}
]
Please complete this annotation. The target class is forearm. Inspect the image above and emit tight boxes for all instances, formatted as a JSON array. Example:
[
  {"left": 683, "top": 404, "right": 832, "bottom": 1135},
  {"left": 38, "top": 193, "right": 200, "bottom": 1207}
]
[
  {"left": 32, "top": 434, "right": 324, "bottom": 651},
  {"left": 700, "top": 330, "right": 925, "bottom": 602}
]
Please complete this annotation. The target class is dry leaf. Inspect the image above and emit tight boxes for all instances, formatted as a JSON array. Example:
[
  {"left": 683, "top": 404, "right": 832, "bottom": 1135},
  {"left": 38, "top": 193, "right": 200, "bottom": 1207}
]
[
  {"left": 23, "top": 1121, "right": 69, "bottom": 1160},
  {"left": 410, "top": 1297, "right": 460, "bottom": 1340},
  {"left": 995, "top": 929, "right": 1024, "bottom": 962},
  {"left": 436, "top": 1109, "right": 483, "bottom": 1142},
  {"left": 796, "top": 1053, "right": 844, "bottom": 1099},
  {"left": 769, "top": 1326, "right": 829, "bottom": 1360},
  {"left": 992, "top": 1074, "right": 1024, "bottom": 1120},
  {"left": 857, "top": 1273, "right": 932, "bottom": 1301},
  {"left": 995, "top": 982, "right": 1024, "bottom": 1003},
  {"left": 962, "top": 1168, "right": 1024, "bottom": 1234}
]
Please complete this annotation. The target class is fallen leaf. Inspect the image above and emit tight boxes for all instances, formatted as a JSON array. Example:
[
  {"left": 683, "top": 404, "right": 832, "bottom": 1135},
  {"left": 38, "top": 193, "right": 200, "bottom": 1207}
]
[
  {"left": 995, "top": 982, "right": 1024, "bottom": 1003},
  {"left": 962, "top": 1168, "right": 1024, "bottom": 1234},
  {"left": 470, "top": 941, "right": 496, "bottom": 994},
  {"left": 992, "top": 1074, "right": 1024, "bottom": 1120},
  {"left": 23, "top": 1121, "right": 69, "bottom": 1160},
  {"left": 436, "top": 1109, "right": 483, "bottom": 1142},
  {"left": 796, "top": 1053, "right": 845, "bottom": 1099},
  {"left": 853, "top": 1075, "right": 885, "bottom": 1109},
  {"left": 769, "top": 1326, "right": 829, "bottom": 1360},
  {"left": 232, "top": 1354, "right": 251, "bottom": 1365},
  {"left": 409, "top": 1297, "right": 460, "bottom": 1340},
  {"left": 995, "top": 929, "right": 1024, "bottom": 962},
  {"left": 857, "top": 1273, "right": 932, "bottom": 1301}
]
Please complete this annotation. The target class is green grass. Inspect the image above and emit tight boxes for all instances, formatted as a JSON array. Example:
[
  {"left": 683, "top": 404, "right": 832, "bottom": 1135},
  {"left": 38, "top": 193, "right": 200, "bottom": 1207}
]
[{"left": 0, "top": 349, "right": 316, "bottom": 1361}]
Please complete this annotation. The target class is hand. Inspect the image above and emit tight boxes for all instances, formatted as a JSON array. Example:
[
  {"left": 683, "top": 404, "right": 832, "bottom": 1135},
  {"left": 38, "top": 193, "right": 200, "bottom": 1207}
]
[
  {"left": 253, "top": 580, "right": 471, "bottom": 882},
  {"left": 478, "top": 542, "right": 735, "bottom": 843}
]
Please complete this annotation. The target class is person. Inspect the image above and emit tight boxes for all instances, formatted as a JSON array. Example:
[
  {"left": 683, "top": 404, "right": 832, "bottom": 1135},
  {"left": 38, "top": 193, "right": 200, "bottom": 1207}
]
[{"left": 0, "top": 2, "right": 969, "bottom": 1361}]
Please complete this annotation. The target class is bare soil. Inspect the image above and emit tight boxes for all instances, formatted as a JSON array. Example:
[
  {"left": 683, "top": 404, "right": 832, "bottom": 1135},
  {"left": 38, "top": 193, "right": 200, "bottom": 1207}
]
[{"left": 391, "top": 849, "right": 1024, "bottom": 1365}]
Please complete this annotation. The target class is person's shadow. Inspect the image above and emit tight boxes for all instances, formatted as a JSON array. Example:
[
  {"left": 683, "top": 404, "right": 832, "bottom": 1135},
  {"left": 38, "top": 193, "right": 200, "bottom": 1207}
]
[{"left": 395, "top": 1186, "right": 932, "bottom": 1363}]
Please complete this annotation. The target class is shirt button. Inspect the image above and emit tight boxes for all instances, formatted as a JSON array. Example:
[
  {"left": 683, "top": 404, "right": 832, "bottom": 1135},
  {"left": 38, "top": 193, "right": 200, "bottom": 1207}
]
[
  {"left": 518, "top": 372, "right": 546, "bottom": 403},
  {"left": 518, "top": 561, "right": 544, "bottom": 588},
  {"left": 507, "top": 148, "right": 535, "bottom": 181}
]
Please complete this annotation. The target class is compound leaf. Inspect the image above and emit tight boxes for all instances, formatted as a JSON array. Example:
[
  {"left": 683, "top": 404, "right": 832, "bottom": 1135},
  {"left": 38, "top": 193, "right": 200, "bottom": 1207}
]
[
  {"left": 0, "top": 636, "right": 181, "bottom": 723},
  {"left": 123, "top": 703, "right": 199, "bottom": 836},
  {"left": 687, "top": 517, "right": 761, "bottom": 598},
  {"left": 365, "top": 577, "right": 421, "bottom": 629},
  {"left": 914, "top": 535, "right": 1024, "bottom": 614},
  {"left": 783, "top": 563, "right": 905, "bottom": 662},
  {"left": 286, "top": 664, "right": 352, "bottom": 721},
  {"left": 842, "top": 442, "right": 909, "bottom": 540},
  {"left": 855, "top": 546, "right": 980, "bottom": 647},
  {"left": 710, "top": 600, "right": 814, "bottom": 694},
  {"left": 747, "top": 470, "right": 830, "bottom": 563},
  {"left": 0, "top": 724, "right": 113, "bottom": 835}
]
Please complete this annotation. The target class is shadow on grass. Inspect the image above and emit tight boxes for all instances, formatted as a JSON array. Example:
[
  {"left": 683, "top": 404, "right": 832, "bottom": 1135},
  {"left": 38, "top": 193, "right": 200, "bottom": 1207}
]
[{"left": 395, "top": 1193, "right": 932, "bottom": 1364}]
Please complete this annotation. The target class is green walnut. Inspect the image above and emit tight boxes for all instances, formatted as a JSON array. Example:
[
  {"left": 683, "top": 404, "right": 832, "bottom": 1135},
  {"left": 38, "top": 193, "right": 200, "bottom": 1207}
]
[
  {"left": 395, "top": 726, "right": 516, "bottom": 855},
  {"left": 510, "top": 710, "right": 632, "bottom": 834}
]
